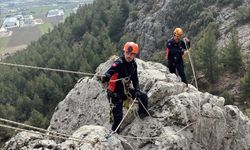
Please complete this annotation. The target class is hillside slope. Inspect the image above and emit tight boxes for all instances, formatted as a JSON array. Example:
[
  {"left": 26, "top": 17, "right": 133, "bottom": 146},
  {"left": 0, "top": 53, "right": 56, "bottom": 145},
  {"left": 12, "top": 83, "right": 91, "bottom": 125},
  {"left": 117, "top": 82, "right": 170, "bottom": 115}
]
[{"left": 124, "top": 0, "right": 250, "bottom": 59}]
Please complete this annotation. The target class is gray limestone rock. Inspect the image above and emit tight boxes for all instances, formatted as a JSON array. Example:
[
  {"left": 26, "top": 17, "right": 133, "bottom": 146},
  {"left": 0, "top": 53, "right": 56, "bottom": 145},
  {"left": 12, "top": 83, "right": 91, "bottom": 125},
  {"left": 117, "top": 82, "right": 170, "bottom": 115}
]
[{"left": 3, "top": 126, "right": 133, "bottom": 150}]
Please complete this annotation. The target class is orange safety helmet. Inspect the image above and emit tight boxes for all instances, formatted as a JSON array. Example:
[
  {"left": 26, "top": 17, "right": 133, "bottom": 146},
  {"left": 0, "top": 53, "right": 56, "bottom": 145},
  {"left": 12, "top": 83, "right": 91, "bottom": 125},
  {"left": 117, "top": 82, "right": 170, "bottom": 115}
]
[
  {"left": 123, "top": 42, "right": 139, "bottom": 54},
  {"left": 173, "top": 28, "right": 183, "bottom": 37}
]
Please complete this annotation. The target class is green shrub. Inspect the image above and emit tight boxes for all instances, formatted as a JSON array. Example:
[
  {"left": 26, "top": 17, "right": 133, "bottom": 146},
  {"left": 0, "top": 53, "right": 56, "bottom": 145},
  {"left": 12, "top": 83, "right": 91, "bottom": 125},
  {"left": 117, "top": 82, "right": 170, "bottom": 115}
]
[
  {"left": 220, "top": 91, "right": 234, "bottom": 105},
  {"left": 236, "top": 6, "right": 250, "bottom": 24},
  {"left": 240, "top": 66, "right": 250, "bottom": 104}
]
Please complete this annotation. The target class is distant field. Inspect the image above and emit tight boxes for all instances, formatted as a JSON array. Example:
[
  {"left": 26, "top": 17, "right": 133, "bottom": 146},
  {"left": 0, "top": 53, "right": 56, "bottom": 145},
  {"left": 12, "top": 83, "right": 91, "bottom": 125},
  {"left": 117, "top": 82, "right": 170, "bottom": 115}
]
[
  {"left": 29, "top": 6, "right": 58, "bottom": 14},
  {"left": 7, "top": 27, "right": 42, "bottom": 47},
  {"left": 0, "top": 37, "right": 10, "bottom": 52},
  {"left": 38, "top": 23, "right": 53, "bottom": 34},
  {"left": 0, "top": 6, "right": 70, "bottom": 58}
]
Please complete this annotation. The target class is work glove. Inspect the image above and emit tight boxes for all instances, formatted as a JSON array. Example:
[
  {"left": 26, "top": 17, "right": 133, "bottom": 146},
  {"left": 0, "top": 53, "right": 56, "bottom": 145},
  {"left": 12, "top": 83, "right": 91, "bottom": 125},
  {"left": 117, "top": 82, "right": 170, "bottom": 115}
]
[
  {"left": 96, "top": 74, "right": 102, "bottom": 81},
  {"left": 183, "top": 37, "right": 190, "bottom": 49},
  {"left": 135, "top": 90, "right": 141, "bottom": 98},
  {"left": 101, "top": 74, "right": 110, "bottom": 83},
  {"left": 96, "top": 73, "right": 110, "bottom": 83},
  {"left": 183, "top": 37, "right": 189, "bottom": 42}
]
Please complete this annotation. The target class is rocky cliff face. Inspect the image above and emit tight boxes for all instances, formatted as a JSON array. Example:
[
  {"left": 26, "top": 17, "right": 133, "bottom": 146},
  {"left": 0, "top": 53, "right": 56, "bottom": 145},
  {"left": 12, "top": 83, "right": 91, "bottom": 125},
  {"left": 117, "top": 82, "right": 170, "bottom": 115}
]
[
  {"left": 3, "top": 57, "right": 250, "bottom": 150},
  {"left": 125, "top": 0, "right": 250, "bottom": 59},
  {"left": 125, "top": 0, "right": 170, "bottom": 58},
  {"left": 216, "top": 6, "right": 250, "bottom": 60}
]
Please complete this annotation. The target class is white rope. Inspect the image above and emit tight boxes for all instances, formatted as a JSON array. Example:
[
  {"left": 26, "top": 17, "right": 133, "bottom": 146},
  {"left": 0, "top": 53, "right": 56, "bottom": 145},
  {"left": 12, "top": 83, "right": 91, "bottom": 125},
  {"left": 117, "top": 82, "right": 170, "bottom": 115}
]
[
  {"left": 113, "top": 97, "right": 137, "bottom": 133},
  {"left": 184, "top": 41, "right": 198, "bottom": 90},
  {"left": 0, "top": 62, "right": 97, "bottom": 76},
  {"left": 109, "top": 96, "right": 197, "bottom": 140},
  {"left": 0, "top": 62, "right": 128, "bottom": 83},
  {"left": 0, "top": 123, "right": 93, "bottom": 144},
  {"left": 119, "top": 121, "right": 197, "bottom": 140},
  {"left": 137, "top": 98, "right": 152, "bottom": 118},
  {"left": 0, "top": 118, "right": 96, "bottom": 144},
  {"left": 0, "top": 113, "right": 197, "bottom": 143}
]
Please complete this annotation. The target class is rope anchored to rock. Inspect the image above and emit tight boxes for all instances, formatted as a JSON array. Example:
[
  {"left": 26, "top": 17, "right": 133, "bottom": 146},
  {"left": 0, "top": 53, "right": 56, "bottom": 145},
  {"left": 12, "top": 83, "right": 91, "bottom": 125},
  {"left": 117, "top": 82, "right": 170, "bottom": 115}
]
[{"left": 0, "top": 118, "right": 102, "bottom": 145}]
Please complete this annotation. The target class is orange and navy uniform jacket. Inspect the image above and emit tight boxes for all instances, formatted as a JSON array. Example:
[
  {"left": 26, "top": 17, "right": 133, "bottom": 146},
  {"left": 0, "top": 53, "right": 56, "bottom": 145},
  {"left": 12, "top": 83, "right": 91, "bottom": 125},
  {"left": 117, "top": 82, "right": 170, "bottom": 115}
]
[
  {"left": 103, "top": 57, "right": 139, "bottom": 100},
  {"left": 165, "top": 38, "right": 190, "bottom": 63}
]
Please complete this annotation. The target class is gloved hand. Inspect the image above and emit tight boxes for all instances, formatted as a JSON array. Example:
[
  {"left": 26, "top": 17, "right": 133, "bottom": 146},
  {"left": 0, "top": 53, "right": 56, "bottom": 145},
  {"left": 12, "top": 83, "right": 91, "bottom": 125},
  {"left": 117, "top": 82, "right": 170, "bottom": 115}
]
[
  {"left": 101, "top": 75, "right": 110, "bottom": 83},
  {"left": 183, "top": 37, "right": 190, "bottom": 43},
  {"left": 96, "top": 73, "right": 110, "bottom": 83},
  {"left": 96, "top": 74, "right": 102, "bottom": 81},
  {"left": 135, "top": 90, "right": 141, "bottom": 98},
  {"left": 183, "top": 37, "right": 190, "bottom": 49}
]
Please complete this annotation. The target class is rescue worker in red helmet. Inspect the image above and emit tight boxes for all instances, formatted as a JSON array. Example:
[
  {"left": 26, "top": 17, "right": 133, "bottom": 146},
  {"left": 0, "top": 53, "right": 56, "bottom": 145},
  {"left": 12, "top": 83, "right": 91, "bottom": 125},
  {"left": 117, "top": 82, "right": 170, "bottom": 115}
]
[
  {"left": 166, "top": 28, "right": 190, "bottom": 86},
  {"left": 101, "top": 42, "right": 149, "bottom": 134}
]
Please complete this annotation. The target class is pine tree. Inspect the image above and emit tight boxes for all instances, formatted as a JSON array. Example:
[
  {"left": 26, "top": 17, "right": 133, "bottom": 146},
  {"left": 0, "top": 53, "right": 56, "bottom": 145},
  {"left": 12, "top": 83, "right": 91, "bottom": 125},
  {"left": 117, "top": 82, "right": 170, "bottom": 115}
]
[
  {"left": 99, "top": 28, "right": 117, "bottom": 60},
  {"left": 109, "top": 0, "right": 130, "bottom": 42},
  {"left": 119, "top": 0, "right": 130, "bottom": 21},
  {"left": 240, "top": 66, "right": 250, "bottom": 104},
  {"left": 193, "top": 23, "right": 220, "bottom": 83},
  {"left": 25, "top": 109, "right": 49, "bottom": 128},
  {"left": 108, "top": 5, "right": 124, "bottom": 42},
  {"left": 223, "top": 29, "right": 242, "bottom": 72}
]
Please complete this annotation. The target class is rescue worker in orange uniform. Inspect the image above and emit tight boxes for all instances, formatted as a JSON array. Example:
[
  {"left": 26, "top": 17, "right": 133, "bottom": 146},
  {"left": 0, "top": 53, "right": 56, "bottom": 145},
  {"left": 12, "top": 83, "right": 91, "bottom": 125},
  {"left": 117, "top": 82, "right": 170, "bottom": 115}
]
[
  {"left": 101, "top": 42, "right": 149, "bottom": 133},
  {"left": 166, "top": 28, "right": 190, "bottom": 85}
]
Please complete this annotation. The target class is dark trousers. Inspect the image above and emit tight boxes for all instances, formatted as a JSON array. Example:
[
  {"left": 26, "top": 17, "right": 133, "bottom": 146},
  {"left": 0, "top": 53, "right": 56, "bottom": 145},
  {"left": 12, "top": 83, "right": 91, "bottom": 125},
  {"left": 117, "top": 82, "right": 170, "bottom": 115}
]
[
  {"left": 168, "top": 61, "right": 187, "bottom": 84},
  {"left": 107, "top": 89, "right": 148, "bottom": 133}
]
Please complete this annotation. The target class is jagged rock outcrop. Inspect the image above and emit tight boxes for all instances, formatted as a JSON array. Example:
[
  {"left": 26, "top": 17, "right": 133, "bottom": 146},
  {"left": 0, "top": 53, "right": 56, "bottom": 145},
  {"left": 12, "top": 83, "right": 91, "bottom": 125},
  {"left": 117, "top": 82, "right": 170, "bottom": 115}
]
[
  {"left": 3, "top": 125, "right": 133, "bottom": 150},
  {"left": 216, "top": 5, "right": 250, "bottom": 58},
  {"left": 125, "top": 0, "right": 171, "bottom": 58},
  {"left": 4, "top": 57, "right": 250, "bottom": 150}
]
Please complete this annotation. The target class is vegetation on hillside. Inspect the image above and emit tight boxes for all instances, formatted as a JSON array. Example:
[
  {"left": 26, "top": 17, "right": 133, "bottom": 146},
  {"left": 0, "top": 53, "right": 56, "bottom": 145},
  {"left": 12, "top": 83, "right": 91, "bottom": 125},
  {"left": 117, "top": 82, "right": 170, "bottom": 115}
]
[
  {"left": 166, "top": 0, "right": 244, "bottom": 37},
  {"left": 240, "top": 66, "right": 250, "bottom": 105},
  {"left": 163, "top": 0, "right": 247, "bottom": 107},
  {"left": 191, "top": 23, "right": 220, "bottom": 84},
  {"left": 236, "top": 5, "right": 250, "bottom": 24},
  {"left": 38, "top": 23, "right": 53, "bottom": 34},
  {"left": 0, "top": 0, "right": 130, "bottom": 145},
  {"left": 0, "top": 37, "right": 10, "bottom": 51}
]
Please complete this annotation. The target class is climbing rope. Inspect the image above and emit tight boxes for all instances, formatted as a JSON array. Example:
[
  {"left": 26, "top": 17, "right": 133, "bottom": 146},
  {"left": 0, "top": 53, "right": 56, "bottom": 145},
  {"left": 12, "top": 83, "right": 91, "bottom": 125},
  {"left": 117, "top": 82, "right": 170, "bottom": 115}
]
[
  {"left": 114, "top": 97, "right": 137, "bottom": 133},
  {"left": 0, "top": 118, "right": 99, "bottom": 144},
  {"left": 0, "top": 62, "right": 128, "bottom": 83},
  {"left": 0, "top": 123, "right": 93, "bottom": 144},
  {"left": 137, "top": 97, "right": 152, "bottom": 118},
  {"left": 184, "top": 41, "right": 198, "bottom": 90},
  {"left": 0, "top": 62, "right": 96, "bottom": 76},
  {"left": 0, "top": 113, "right": 197, "bottom": 144},
  {"left": 119, "top": 121, "right": 197, "bottom": 140}
]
